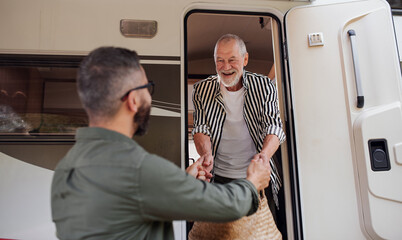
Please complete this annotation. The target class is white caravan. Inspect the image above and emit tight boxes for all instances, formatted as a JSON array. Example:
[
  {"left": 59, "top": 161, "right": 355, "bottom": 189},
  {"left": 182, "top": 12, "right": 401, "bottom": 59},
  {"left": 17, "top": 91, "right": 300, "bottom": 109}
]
[{"left": 0, "top": 0, "right": 401, "bottom": 239}]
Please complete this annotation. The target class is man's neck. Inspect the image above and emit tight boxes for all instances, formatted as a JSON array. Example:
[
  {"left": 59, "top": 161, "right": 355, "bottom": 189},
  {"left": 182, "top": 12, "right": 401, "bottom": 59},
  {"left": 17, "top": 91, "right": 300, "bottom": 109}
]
[
  {"left": 89, "top": 117, "right": 135, "bottom": 139},
  {"left": 224, "top": 78, "right": 243, "bottom": 92}
]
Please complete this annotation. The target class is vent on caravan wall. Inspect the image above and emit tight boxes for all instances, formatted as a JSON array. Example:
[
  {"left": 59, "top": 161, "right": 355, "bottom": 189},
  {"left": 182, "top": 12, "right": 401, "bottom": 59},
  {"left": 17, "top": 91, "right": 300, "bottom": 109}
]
[{"left": 120, "top": 19, "right": 157, "bottom": 38}]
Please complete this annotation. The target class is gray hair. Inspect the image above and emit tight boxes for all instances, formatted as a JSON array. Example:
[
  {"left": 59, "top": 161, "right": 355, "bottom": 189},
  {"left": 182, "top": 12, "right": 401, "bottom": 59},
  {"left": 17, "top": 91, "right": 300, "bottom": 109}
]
[
  {"left": 77, "top": 47, "right": 142, "bottom": 121},
  {"left": 214, "top": 34, "right": 247, "bottom": 58}
]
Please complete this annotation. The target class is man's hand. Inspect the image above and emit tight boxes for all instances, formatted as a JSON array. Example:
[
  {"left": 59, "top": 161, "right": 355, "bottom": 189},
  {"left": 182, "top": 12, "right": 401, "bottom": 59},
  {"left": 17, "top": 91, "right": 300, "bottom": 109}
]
[
  {"left": 193, "top": 133, "right": 214, "bottom": 174},
  {"left": 200, "top": 153, "right": 214, "bottom": 173},
  {"left": 186, "top": 158, "right": 213, "bottom": 182},
  {"left": 253, "top": 152, "right": 269, "bottom": 163},
  {"left": 246, "top": 155, "right": 271, "bottom": 191}
]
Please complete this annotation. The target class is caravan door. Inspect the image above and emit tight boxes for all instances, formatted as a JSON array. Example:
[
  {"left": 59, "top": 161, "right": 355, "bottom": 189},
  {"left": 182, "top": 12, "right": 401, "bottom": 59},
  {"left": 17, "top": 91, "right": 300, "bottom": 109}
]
[{"left": 285, "top": 0, "right": 402, "bottom": 239}]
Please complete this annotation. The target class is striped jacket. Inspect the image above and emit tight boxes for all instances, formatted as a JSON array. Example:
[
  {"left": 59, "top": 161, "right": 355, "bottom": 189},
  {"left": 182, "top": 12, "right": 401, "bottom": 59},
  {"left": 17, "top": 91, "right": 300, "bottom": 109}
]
[{"left": 192, "top": 71, "right": 285, "bottom": 207}]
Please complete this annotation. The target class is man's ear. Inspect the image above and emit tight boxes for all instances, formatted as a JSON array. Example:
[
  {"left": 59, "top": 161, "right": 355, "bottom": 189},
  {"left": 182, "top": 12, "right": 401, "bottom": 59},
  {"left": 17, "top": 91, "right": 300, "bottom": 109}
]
[
  {"left": 243, "top": 52, "right": 249, "bottom": 67},
  {"left": 126, "top": 92, "right": 138, "bottom": 114}
]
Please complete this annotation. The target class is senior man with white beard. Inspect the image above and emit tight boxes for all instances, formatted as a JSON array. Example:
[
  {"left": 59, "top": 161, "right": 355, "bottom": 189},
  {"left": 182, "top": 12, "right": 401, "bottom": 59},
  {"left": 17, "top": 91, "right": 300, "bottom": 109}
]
[{"left": 191, "top": 34, "right": 286, "bottom": 232}]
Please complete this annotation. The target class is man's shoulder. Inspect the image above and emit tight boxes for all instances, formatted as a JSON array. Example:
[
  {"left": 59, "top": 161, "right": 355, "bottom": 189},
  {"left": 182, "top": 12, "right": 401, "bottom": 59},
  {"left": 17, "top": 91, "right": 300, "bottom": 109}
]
[
  {"left": 244, "top": 71, "right": 270, "bottom": 81},
  {"left": 54, "top": 138, "right": 150, "bottom": 171},
  {"left": 244, "top": 71, "right": 274, "bottom": 88},
  {"left": 193, "top": 75, "right": 218, "bottom": 88}
]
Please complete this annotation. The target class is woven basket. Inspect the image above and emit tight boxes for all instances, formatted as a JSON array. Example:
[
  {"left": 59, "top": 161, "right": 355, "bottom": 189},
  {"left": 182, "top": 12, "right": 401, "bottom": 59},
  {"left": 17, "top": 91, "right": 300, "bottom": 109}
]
[{"left": 188, "top": 191, "right": 282, "bottom": 240}]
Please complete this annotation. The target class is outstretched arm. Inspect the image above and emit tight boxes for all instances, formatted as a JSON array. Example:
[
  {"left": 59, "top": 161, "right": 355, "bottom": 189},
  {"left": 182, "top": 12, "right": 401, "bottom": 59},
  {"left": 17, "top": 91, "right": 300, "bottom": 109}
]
[
  {"left": 254, "top": 134, "right": 280, "bottom": 160},
  {"left": 139, "top": 154, "right": 264, "bottom": 222},
  {"left": 193, "top": 133, "right": 214, "bottom": 174}
]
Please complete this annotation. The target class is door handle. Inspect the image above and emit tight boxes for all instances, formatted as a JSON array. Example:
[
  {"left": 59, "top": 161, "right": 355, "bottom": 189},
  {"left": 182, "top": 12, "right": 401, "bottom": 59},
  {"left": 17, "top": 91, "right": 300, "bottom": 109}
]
[{"left": 348, "top": 30, "right": 364, "bottom": 108}]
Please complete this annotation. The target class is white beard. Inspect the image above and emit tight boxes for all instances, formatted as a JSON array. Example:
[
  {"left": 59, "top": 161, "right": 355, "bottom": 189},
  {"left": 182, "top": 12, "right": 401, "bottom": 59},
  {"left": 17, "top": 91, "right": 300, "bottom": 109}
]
[{"left": 218, "top": 70, "right": 241, "bottom": 88}]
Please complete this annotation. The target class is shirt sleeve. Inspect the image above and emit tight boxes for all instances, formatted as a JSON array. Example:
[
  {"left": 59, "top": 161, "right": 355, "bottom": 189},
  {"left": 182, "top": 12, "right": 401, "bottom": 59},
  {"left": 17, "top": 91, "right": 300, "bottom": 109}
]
[
  {"left": 261, "top": 80, "right": 286, "bottom": 143},
  {"left": 191, "top": 83, "right": 211, "bottom": 137},
  {"left": 138, "top": 154, "right": 259, "bottom": 222}
]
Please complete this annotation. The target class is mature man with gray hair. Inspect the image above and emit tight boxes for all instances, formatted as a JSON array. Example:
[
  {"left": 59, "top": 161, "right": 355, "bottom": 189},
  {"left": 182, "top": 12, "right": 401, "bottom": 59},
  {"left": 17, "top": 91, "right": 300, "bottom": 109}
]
[
  {"left": 192, "top": 34, "right": 286, "bottom": 235},
  {"left": 51, "top": 46, "right": 272, "bottom": 240}
]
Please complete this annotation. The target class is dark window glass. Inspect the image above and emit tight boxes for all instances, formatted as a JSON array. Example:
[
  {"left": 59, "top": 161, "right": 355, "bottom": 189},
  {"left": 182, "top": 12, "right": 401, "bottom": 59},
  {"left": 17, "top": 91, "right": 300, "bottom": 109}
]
[
  {"left": 388, "top": 0, "right": 402, "bottom": 10},
  {"left": 0, "top": 57, "right": 87, "bottom": 136}
]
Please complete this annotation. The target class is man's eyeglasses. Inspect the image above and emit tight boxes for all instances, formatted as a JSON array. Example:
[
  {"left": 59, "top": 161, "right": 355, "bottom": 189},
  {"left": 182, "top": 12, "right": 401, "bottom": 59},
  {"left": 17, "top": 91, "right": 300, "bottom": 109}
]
[{"left": 120, "top": 81, "right": 154, "bottom": 101}]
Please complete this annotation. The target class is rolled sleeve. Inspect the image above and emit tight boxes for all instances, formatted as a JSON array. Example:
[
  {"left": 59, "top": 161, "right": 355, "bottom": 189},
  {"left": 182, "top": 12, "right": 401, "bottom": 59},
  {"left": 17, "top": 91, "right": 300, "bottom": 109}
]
[
  {"left": 262, "top": 81, "right": 286, "bottom": 144},
  {"left": 191, "top": 84, "right": 211, "bottom": 137},
  {"left": 263, "top": 125, "right": 286, "bottom": 143},
  {"left": 192, "top": 124, "right": 211, "bottom": 137}
]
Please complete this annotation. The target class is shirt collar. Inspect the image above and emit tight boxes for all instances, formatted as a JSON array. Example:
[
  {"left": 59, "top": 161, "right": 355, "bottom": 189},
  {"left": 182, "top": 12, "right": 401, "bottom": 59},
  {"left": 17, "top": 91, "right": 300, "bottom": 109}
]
[
  {"left": 242, "top": 70, "right": 250, "bottom": 90},
  {"left": 76, "top": 127, "right": 136, "bottom": 146}
]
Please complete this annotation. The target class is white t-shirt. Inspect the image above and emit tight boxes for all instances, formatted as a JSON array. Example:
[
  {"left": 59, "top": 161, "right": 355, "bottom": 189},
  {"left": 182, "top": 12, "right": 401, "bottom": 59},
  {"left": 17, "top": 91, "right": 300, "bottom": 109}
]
[{"left": 214, "top": 86, "right": 257, "bottom": 178}]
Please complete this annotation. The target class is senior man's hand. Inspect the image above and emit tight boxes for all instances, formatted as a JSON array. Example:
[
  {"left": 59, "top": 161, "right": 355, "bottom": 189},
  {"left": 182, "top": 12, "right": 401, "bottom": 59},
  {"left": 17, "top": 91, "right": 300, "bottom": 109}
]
[
  {"left": 199, "top": 153, "right": 214, "bottom": 174},
  {"left": 186, "top": 158, "right": 213, "bottom": 182}
]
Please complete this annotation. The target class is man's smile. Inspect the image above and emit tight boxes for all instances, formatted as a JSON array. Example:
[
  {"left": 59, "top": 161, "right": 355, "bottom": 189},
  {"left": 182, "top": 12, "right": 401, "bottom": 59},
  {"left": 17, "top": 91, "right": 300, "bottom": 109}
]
[{"left": 221, "top": 70, "right": 236, "bottom": 76}]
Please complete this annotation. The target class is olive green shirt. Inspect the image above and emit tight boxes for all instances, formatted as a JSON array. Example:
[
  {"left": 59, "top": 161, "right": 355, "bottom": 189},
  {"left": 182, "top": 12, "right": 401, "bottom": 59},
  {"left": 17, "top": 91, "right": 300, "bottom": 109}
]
[{"left": 51, "top": 127, "right": 259, "bottom": 240}]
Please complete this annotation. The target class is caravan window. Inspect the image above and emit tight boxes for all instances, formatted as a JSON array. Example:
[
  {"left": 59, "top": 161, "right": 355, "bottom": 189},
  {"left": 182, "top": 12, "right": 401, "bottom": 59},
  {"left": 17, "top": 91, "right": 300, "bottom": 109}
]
[
  {"left": 387, "top": 0, "right": 402, "bottom": 10},
  {"left": 0, "top": 55, "right": 87, "bottom": 137}
]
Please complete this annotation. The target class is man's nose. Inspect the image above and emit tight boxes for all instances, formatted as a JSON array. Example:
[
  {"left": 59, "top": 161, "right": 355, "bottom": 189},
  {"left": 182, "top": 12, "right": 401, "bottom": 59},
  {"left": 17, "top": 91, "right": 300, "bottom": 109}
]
[{"left": 222, "top": 61, "right": 231, "bottom": 71}]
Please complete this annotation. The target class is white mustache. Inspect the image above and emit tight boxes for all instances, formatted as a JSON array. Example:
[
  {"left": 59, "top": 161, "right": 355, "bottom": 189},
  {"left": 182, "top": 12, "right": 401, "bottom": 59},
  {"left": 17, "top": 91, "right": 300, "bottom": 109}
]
[{"left": 220, "top": 70, "right": 237, "bottom": 75}]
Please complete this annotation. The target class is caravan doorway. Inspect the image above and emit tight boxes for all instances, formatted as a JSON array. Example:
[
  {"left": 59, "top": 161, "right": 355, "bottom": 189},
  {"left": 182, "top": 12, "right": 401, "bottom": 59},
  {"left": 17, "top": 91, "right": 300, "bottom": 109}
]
[{"left": 184, "top": 10, "right": 293, "bottom": 239}]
